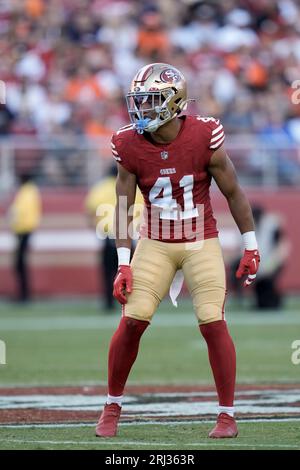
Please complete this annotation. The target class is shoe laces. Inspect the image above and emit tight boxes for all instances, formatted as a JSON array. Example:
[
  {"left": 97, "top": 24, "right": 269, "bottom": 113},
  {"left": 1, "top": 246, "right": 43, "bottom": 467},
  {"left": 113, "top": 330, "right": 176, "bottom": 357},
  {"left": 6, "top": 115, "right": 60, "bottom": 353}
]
[
  {"left": 217, "top": 412, "right": 234, "bottom": 423},
  {"left": 105, "top": 403, "right": 121, "bottom": 417}
]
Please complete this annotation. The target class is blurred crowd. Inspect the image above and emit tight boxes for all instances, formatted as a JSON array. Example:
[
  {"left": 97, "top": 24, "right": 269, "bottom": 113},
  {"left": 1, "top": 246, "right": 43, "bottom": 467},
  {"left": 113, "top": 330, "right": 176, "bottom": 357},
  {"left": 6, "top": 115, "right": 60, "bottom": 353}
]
[
  {"left": 1, "top": 0, "right": 300, "bottom": 136},
  {"left": 0, "top": 0, "right": 300, "bottom": 185}
]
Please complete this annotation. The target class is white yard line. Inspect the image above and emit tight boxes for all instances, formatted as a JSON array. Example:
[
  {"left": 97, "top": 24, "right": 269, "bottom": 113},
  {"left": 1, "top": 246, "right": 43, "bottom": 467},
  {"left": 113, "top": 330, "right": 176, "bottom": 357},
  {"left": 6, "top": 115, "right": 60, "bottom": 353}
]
[
  {"left": 2, "top": 438, "right": 172, "bottom": 447},
  {"left": 1, "top": 417, "right": 300, "bottom": 429},
  {"left": 187, "top": 442, "right": 300, "bottom": 449},
  {"left": 1, "top": 438, "right": 300, "bottom": 449}
]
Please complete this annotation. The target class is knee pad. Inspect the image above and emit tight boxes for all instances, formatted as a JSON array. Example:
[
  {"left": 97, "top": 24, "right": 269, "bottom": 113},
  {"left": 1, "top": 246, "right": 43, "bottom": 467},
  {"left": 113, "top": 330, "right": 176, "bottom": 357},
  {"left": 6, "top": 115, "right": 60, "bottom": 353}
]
[
  {"left": 195, "top": 303, "right": 224, "bottom": 325},
  {"left": 124, "top": 295, "right": 158, "bottom": 323}
]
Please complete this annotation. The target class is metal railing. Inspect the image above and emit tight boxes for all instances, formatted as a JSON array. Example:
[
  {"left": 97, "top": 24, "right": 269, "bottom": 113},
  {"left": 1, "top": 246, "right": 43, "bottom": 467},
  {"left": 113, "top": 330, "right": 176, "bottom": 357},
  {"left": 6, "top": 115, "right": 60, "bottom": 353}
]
[{"left": 0, "top": 134, "right": 299, "bottom": 195}]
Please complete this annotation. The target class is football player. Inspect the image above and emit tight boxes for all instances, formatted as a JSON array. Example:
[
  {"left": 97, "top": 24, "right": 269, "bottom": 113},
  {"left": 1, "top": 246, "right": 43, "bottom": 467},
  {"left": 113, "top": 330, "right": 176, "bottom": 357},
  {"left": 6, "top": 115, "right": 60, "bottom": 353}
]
[{"left": 95, "top": 63, "right": 260, "bottom": 438}]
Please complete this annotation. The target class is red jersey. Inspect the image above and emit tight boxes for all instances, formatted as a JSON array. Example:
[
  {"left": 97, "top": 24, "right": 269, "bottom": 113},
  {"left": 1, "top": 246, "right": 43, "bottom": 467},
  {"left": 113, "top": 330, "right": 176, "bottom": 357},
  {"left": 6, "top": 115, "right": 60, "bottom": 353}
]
[{"left": 111, "top": 115, "right": 225, "bottom": 243}]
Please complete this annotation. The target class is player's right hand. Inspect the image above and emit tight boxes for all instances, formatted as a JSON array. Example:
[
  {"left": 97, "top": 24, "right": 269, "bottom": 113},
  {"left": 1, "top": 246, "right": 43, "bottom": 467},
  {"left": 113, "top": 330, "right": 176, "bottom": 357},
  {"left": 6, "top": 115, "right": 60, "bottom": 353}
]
[{"left": 113, "top": 265, "right": 133, "bottom": 304}]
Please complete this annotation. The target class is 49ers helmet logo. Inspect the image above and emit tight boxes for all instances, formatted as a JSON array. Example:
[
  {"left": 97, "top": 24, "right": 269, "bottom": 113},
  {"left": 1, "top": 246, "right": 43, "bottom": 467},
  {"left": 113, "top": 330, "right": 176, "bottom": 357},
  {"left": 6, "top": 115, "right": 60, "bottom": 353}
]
[{"left": 160, "top": 68, "right": 181, "bottom": 83}]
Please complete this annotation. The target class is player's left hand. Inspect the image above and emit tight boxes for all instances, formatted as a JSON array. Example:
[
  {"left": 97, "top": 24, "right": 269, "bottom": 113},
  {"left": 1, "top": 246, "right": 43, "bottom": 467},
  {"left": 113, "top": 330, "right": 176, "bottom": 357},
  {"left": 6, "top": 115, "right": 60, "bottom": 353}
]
[{"left": 236, "top": 249, "right": 260, "bottom": 287}]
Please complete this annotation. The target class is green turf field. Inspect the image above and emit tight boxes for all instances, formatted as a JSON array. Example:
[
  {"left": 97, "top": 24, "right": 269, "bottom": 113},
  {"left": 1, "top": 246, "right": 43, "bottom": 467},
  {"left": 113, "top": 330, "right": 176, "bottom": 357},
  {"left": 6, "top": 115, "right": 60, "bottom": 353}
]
[
  {"left": 1, "top": 297, "right": 299, "bottom": 385},
  {"left": 1, "top": 421, "right": 300, "bottom": 450},
  {"left": 0, "top": 297, "right": 300, "bottom": 450}
]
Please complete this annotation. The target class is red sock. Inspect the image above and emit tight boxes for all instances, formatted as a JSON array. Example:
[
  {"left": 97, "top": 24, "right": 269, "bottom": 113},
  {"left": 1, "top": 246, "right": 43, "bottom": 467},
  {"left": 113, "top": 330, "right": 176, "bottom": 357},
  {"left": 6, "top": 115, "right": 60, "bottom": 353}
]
[
  {"left": 200, "top": 320, "right": 236, "bottom": 407},
  {"left": 108, "top": 316, "right": 149, "bottom": 396}
]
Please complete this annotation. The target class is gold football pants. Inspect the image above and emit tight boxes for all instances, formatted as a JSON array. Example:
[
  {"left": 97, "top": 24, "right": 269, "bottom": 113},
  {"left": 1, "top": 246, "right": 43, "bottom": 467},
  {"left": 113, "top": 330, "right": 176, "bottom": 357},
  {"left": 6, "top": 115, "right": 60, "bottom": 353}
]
[{"left": 123, "top": 237, "right": 226, "bottom": 325}]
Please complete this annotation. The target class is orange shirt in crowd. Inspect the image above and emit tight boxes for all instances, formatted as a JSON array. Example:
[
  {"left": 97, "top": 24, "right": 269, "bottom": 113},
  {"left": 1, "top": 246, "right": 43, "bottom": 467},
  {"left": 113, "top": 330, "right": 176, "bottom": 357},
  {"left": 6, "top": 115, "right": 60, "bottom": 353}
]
[
  {"left": 245, "top": 61, "right": 268, "bottom": 88},
  {"left": 137, "top": 29, "right": 170, "bottom": 57},
  {"left": 25, "top": 0, "right": 45, "bottom": 18},
  {"left": 64, "top": 77, "right": 105, "bottom": 103},
  {"left": 84, "top": 120, "right": 113, "bottom": 160},
  {"left": 84, "top": 121, "right": 113, "bottom": 138}
]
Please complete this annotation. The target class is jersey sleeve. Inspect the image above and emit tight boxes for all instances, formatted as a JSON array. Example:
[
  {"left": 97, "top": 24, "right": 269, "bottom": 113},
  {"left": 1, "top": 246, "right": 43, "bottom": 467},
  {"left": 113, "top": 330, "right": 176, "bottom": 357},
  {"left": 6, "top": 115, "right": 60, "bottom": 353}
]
[
  {"left": 207, "top": 119, "right": 225, "bottom": 151},
  {"left": 111, "top": 132, "right": 136, "bottom": 174}
]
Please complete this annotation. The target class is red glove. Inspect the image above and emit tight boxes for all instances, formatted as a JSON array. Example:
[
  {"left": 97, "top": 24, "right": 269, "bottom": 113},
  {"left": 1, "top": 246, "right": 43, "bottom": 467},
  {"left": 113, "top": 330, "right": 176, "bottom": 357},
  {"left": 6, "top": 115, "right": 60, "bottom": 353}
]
[
  {"left": 113, "top": 265, "right": 133, "bottom": 304},
  {"left": 236, "top": 250, "right": 260, "bottom": 287}
]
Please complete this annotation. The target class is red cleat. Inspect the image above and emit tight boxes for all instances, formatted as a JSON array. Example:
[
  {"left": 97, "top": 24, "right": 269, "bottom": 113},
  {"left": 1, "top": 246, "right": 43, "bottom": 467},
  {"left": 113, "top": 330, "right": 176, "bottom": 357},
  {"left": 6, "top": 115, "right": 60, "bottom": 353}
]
[
  {"left": 95, "top": 403, "right": 122, "bottom": 437},
  {"left": 209, "top": 413, "right": 238, "bottom": 438}
]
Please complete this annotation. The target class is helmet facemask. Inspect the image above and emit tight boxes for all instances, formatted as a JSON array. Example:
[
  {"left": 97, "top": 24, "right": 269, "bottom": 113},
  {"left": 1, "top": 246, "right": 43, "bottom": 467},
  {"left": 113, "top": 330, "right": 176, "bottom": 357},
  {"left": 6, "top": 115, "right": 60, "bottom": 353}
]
[{"left": 126, "top": 88, "right": 177, "bottom": 134}]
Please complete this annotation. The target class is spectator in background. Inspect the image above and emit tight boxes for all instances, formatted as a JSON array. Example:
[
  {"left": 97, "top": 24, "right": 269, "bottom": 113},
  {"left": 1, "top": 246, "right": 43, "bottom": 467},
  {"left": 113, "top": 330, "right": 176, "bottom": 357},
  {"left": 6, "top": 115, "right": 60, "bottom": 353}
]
[
  {"left": 252, "top": 205, "right": 290, "bottom": 309},
  {"left": 85, "top": 163, "right": 144, "bottom": 311},
  {"left": 2, "top": 0, "right": 300, "bottom": 144},
  {"left": 84, "top": 103, "right": 114, "bottom": 138},
  {"left": 230, "top": 205, "right": 290, "bottom": 309},
  {"left": 0, "top": 104, "right": 14, "bottom": 135},
  {"left": 1, "top": 0, "right": 300, "bottom": 186},
  {"left": 64, "top": 65, "right": 106, "bottom": 104},
  {"left": 136, "top": 5, "right": 170, "bottom": 61},
  {"left": 8, "top": 173, "right": 41, "bottom": 302},
  {"left": 85, "top": 164, "right": 119, "bottom": 311}
]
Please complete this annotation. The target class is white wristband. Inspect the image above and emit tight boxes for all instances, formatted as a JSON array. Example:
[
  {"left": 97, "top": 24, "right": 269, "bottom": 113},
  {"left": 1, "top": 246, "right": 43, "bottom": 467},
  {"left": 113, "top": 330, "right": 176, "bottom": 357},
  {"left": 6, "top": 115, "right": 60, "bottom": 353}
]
[
  {"left": 242, "top": 231, "right": 258, "bottom": 250},
  {"left": 117, "top": 247, "right": 131, "bottom": 266}
]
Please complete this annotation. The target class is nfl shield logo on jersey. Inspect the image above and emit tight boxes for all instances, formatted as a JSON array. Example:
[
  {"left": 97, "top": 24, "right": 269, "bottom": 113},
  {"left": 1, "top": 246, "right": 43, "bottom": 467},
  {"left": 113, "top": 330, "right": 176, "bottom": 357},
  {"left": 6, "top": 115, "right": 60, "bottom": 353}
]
[{"left": 161, "top": 151, "right": 168, "bottom": 160}]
